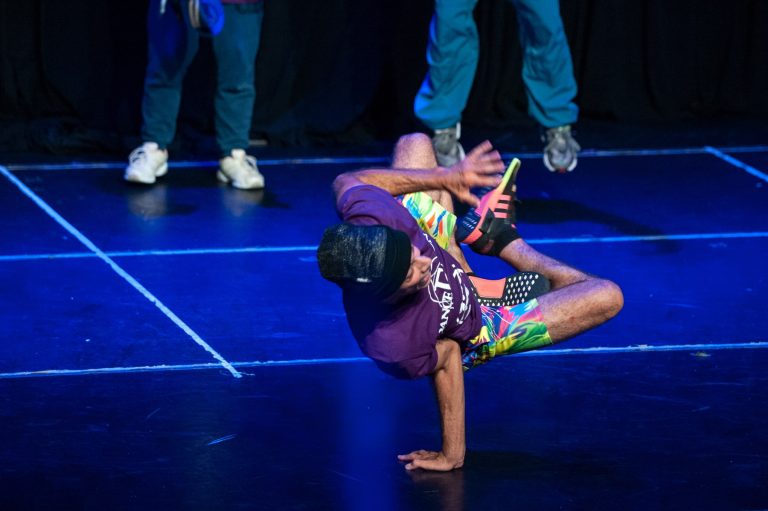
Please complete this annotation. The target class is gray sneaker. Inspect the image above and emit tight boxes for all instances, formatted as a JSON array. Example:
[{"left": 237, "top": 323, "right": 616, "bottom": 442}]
[
  {"left": 432, "top": 123, "right": 466, "bottom": 167},
  {"left": 543, "top": 125, "right": 581, "bottom": 173}
]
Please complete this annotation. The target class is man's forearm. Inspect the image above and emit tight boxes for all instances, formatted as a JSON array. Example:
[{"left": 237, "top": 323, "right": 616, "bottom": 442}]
[
  {"left": 397, "top": 341, "right": 468, "bottom": 471},
  {"left": 334, "top": 167, "right": 449, "bottom": 198},
  {"left": 333, "top": 140, "right": 504, "bottom": 212},
  {"left": 432, "top": 340, "right": 466, "bottom": 466}
]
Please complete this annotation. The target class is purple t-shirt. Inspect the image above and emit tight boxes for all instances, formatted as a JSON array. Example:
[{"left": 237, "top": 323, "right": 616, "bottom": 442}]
[{"left": 338, "top": 185, "right": 482, "bottom": 379}]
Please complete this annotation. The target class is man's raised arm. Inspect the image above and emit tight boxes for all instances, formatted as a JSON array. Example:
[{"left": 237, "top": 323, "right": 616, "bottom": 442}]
[
  {"left": 332, "top": 141, "right": 504, "bottom": 207},
  {"left": 398, "top": 339, "right": 466, "bottom": 471}
]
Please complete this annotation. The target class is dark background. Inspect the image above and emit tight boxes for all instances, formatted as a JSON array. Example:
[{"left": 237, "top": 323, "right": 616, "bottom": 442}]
[{"left": 1, "top": 0, "right": 767, "bottom": 157}]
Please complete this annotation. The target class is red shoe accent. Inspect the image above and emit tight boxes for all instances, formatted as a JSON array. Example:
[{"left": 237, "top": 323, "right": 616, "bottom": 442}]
[{"left": 468, "top": 275, "right": 506, "bottom": 298}]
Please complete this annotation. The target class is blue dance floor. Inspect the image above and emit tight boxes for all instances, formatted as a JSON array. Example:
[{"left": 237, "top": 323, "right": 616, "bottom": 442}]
[{"left": 1, "top": 141, "right": 767, "bottom": 509}]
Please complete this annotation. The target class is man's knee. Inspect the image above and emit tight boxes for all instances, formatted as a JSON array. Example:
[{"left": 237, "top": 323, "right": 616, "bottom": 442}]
[
  {"left": 595, "top": 279, "right": 624, "bottom": 320},
  {"left": 397, "top": 132, "right": 431, "bottom": 147},
  {"left": 393, "top": 133, "right": 437, "bottom": 169}
]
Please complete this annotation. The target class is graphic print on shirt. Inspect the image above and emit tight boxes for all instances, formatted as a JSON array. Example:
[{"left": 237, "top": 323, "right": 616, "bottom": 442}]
[
  {"left": 421, "top": 232, "right": 473, "bottom": 335},
  {"left": 453, "top": 265, "right": 473, "bottom": 324}
]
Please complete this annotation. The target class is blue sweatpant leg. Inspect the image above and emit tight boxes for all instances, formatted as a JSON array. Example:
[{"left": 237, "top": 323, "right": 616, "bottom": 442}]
[
  {"left": 510, "top": 0, "right": 578, "bottom": 128},
  {"left": 414, "top": 0, "right": 479, "bottom": 131},
  {"left": 212, "top": 2, "right": 264, "bottom": 156},
  {"left": 141, "top": 0, "right": 200, "bottom": 149}
]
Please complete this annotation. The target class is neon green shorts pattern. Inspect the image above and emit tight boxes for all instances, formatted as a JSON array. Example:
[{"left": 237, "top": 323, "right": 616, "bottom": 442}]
[{"left": 397, "top": 192, "right": 456, "bottom": 250}]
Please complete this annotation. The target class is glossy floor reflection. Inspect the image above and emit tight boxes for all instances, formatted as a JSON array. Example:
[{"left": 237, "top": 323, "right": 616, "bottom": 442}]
[
  {"left": 1, "top": 351, "right": 766, "bottom": 510},
  {"left": 1, "top": 143, "right": 767, "bottom": 510}
]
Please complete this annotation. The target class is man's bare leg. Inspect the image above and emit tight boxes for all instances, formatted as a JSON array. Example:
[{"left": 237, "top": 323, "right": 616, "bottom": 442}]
[
  {"left": 496, "top": 238, "right": 623, "bottom": 342},
  {"left": 392, "top": 133, "right": 473, "bottom": 272}
]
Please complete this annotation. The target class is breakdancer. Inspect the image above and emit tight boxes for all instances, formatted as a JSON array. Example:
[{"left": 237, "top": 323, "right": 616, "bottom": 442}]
[{"left": 318, "top": 133, "right": 622, "bottom": 471}]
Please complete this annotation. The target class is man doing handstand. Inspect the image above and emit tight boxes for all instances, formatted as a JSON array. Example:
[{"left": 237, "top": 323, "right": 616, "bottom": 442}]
[{"left": 317, "top": 134, "right": 623, "bottom": 472}]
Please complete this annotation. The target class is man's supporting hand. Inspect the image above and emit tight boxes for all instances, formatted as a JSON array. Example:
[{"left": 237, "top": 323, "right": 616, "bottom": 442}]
[
  {"left": 398, "top": 339, "right": 466, "bottom": 471},
  {"left": 398, "top": 449, "right": 464, "bottom": 472},
  {"left": 444, "top": 141, "right": 505, "bottom": 207}
]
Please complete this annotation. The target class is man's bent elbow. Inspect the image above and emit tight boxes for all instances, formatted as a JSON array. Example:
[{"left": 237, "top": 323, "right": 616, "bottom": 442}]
[
  {"left": 432, "top": 339, "right": 462, "bottom": 375},
  {"left": 332, "top": 173, "right": 353, "bottom": 199}
]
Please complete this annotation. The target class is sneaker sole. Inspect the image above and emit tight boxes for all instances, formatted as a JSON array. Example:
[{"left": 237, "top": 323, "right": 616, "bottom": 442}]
[
  {"left": 543, "top": 154, "right": 577, "bottom": 173},
  {"left": 216, "top": 170, "right": 265, "bottom": 190},
  {"left": 124, "top": 162, "right": 168, "bottom": 184},
  {"left": 462, "top": 158, "right": 520, "bottom": 244}
]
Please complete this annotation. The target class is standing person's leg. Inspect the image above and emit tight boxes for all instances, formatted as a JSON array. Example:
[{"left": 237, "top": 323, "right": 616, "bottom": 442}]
[
  {"left": 142, "top": 0, "right": 200, "bottom": 150},
  {"left": 414, "top": 0, "right": 479, "bottom": 166},
  {"left": 126, "top": 0, "right": 200, "bottom": 184},
  {"left": 510, "top": 0, "right": 577, "bottom": 129},
  {"left": 509, "top": 0, "right": 580, "bottom": 172},
  {"left": 213, "top": 2, "right": 265, "bottom": 189}
]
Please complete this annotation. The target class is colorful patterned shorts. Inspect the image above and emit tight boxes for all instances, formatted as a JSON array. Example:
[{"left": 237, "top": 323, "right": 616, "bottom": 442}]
[
  {"left": 397, "top": 192, "right": 455, "bottom": 250},
  {"left": 461, "top": 299, "right": 552, "bottom": 371},
  {"left": 397, "top": 192, "right": 552, "bottom": 370}
]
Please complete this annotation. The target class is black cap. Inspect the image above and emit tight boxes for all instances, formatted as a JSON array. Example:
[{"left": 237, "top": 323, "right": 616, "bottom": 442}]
[{"left": 317, "top": 224, "right": 412, "bottom": 300}]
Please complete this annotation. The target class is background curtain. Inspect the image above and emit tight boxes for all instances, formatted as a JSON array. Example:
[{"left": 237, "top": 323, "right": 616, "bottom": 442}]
[{"left": 1, "top": 0, "right": 766, "bottom": 154}]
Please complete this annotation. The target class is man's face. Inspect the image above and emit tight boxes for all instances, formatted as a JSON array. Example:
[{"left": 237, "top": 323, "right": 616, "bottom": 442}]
[{"left": 397, "top": 244, "right": 432, "bottom": 296}]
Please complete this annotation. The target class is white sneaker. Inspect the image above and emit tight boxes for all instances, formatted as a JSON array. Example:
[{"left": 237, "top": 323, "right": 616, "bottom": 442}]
[
  {"left": 432, "top": 123, "right": 466, "bottom": 167},
  {"left": 124, "top": 142, "right": 169, "bottom": 184},
  {"left": 218, "top": 149, "right": 265, "bottom": 190}
]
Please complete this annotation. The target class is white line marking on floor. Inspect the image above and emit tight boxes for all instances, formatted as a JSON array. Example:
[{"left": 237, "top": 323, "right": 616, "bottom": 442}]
[
  {"left": 527, "top": 231, "right": 768, "bottom": 244},
  {"left": 2, "top": 232, "right": 766, "bottom": 262},
  {"left": 0, "top": 165, "right": 242, "bottom": 378},
  {"left": 5, "top": 158, "right": 391, "bottom": 171},
  {"left": 0, "top": 341, "right": 765, "bottom": 380},
  {"left": 705, "top": 146, "right": 768, "bottom": 183},
  {"left": 5, "top": 145, "right": 768, "bottom": 171},
  {"left": 575, "top": 145, "right": 768, "bottom": 158}
]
